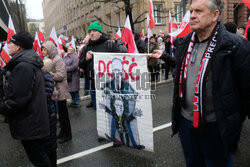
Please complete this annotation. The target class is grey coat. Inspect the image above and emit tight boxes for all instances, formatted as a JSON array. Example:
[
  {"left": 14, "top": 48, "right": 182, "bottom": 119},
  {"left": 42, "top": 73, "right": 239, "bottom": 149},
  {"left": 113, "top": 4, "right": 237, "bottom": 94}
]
[
  {"left": 63, "top": 53, "right": 80, "bottom": 92},
  {"left": 42, "top": 41, "right": 70, "bottom": 101}
]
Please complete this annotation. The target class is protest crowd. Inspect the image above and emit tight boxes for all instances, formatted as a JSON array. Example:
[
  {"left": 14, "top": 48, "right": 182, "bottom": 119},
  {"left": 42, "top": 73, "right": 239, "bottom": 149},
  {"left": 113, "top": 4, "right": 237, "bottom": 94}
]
[{"left": 0, "top": 0, "right": 250, "bottom": 166}]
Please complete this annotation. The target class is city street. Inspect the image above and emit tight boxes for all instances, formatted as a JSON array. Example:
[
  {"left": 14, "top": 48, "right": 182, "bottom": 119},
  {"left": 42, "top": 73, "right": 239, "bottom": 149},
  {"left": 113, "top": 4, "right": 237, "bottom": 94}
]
[{"left": 0, "top": 81, "right": 250, "bottom": 167}]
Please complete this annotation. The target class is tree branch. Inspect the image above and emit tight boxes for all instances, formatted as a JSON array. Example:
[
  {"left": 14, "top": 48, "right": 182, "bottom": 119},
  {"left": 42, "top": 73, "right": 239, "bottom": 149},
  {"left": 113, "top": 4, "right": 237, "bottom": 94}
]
[{"left": 94, "top": 15, "right": 123, "bottom": 29}]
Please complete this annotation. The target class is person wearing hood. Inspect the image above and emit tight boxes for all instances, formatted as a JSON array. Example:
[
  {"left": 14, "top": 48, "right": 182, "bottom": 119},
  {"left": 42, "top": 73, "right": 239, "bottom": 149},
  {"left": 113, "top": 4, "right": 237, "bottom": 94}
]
[
  {"left": 79, "top": 21, "right": 121, "bottom": 111},
  {"left": 0, "top": 31, "right": 52, "bottom": 166},
  {"left": 63, "top": 46, "right": 80, "bottom": 108},
  {"left": 42, "top": 40, "right": 72, "bottom": 144},
  {"left": 133, "top": 29, "right": 145, "bottom": 53}
]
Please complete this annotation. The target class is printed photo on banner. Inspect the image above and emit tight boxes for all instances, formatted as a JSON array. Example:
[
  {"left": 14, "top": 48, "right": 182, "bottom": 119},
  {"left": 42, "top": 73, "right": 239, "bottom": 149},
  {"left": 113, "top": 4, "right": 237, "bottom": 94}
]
[{"left": 94, "top": 52, "right": 154, "bottom": 152}]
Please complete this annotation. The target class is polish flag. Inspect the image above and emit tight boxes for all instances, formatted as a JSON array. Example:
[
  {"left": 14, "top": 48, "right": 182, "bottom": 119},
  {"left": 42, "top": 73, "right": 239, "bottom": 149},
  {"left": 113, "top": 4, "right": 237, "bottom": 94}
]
[
  {"left": 59, "top": 34, "right": 68, "bottom": 44},
  {"left": 121, "top": 15, "right": 138, "bottom": 53},
  {"left": 49, "top": 27, "right": 60, "bottom": 54},
  {"left": 168, "top": 11, "right": 172, "bottom": 33},
  {"left": 0, "top": 16, "right": 16, "bottom": 66},
  {"left": 57, "top": 38, "right": 65, "bottom": 55},
  {"left": 115, "top": 28, "right": 121, "bottom": 39},
  {"left": 7, "top": 16, "right": 16, "bottom": 43},
  {"left": 244, "top": 16, "right": 250, "bottom": 38},
  {"left": 141, "top": 29, "right": 145, "bottom": 38},
  {"left": 172, "top": 18, "right": 179, "bottom": 29},
  {"left": 242, "top": 0, "right": 250, "bottom": 9},
  {"left": 33, "top": 32, "right": 43, "bottom": 58},
  {"left": 38, "top": 24, "right": 45, "bottom": 42},
  {"left": 149, "top": 0, "right": 155, "bottom": 29},
  {"left": 70, "top": 36, "right": 77, "bottom": 52},
  {"left": 147, "top": 14, "right": 153, "bottom": 38},
  {"left": 169, "top": 11, "right": 192, "bottom": 38}
]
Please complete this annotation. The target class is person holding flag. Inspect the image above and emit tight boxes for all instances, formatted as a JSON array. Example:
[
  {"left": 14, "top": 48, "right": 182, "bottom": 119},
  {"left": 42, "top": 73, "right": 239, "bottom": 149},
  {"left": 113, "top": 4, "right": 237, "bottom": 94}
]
[{"left": 151, "top": 0, "right": 250, "bottom": 166}]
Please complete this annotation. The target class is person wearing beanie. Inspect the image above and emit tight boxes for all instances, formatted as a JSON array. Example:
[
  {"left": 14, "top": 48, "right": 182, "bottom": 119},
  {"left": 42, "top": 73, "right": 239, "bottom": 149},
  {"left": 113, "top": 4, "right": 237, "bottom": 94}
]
[
  {"left": 79, "top": 21, "right": 126, "bottom": 143},
  {"left": 0, "top": 30, "right": 52, "bottom": 166}
]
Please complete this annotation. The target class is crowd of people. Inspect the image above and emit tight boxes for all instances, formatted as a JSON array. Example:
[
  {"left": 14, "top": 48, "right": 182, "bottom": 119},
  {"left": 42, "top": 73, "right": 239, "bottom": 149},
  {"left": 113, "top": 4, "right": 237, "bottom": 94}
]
[{"left": 0, "top": 0, "right": 250, "bottom": 166}]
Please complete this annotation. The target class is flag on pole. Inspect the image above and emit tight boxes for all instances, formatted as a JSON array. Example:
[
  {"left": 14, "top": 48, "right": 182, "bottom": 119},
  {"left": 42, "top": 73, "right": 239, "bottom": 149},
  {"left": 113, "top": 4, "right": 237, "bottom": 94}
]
[
  {"left": 147, "top": 14, "right": 153, "bottom": 39},
  {"left": 168, "top": 11, "right": 172, "bottom": 33},
  {"left": 169, "top": 11, "right": 192, "bottom": 38},
  {"left": 148, "top": 0, "right": 155, "bottom": 29},
  {"left": 70, "top": 36, "right": 77, "bottom": 52},
  {"left": 7, "top": 16, "right": 16, "bottom": 43},
  {"left": 49, "top": 27, "right": 60, "bottom": 54},
  {"left": 172, "top": 18, "right": 179, "bottom": 29},
  {"left": 244, "top": 16, "right": 250, "bottom": 38},
  {"left": 121, "top": 15, "right": 138, "bottom": 53},
  {"left": 141, "top": 29, "right": 145, "bottom": 38},
  {"left": 241, "top": 0, "right": 250, "bottom": 9},
  {"left": 33, "top": 32, "right": 43, "bottom": 59},
  {"left": 115, "top": 27, "right": 121, "bottom": 39},
  {"left": 0, "top": 16, "right": 16, "bottom": 66},
  {"left": 59, "top": 34, "right": 68, "bottom": 44},
  {"left": 38, "top": 24, "right": 45, "bottom": 42}
]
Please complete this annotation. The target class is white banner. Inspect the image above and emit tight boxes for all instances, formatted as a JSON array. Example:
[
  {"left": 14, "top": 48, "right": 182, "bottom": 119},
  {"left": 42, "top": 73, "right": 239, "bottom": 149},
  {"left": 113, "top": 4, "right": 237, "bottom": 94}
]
[{"left": 94, "top": 52, "right": 153, "bottom": 151}]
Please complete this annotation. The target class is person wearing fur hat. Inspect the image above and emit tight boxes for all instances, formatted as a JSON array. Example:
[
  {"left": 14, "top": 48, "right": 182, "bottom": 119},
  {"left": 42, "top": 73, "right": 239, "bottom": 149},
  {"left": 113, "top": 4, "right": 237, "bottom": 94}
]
[{"left": 0, "top": 31, "right": 52, "bottom": 166}]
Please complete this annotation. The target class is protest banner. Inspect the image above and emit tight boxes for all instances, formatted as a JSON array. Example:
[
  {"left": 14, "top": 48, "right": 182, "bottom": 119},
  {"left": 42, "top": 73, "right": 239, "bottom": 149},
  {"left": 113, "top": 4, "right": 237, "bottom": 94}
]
[{"left": 94, "top": 52, "right": 153, "bottom": 151}]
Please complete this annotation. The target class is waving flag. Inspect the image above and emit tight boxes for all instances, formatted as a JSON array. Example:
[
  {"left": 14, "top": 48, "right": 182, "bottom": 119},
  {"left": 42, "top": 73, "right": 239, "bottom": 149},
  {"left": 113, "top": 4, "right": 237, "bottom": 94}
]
[
  {"left": 49, "top": 27, "right": 60, "bottom": 54},
  {"left": 172, "top": 18, "right": 179, "bottom": 29},
  {"left": 242, "top": 0, "right": 250, "bottom": 9},
  {"left": 169, "top": 11, "right": 192, "bottom": 38},
  {"left": 148, "top": 0, "right": 155, "bottom": 29},
  {"left": 7, "top": 16, "right": 16, "bottom": 42},
  {"left": 115, "top": 28, "right": 121, "bottom": 39},
  {"left": 0, "top": 16, "right": 16, "bottom": 66},
  {"left": 168, "top": 11, "right": 172, "bottom": 33},
  {"left": 59, "top": 34, "right": 68, "bottom": 44},
  {"left": 141, "top": 29, "right": 145, "bottom": 38},
  {"left": 38, "top": 24, "right": 45, "bottom": 42},
  {"left": 121, "top": 15, "right": 138, "bottom": 53},
  {"left": 33, "top": 32, "right": 43, "bottom": 58},
  {"left": 244, "top": 16, "right": 250, "bottom": 38},
  {"left": 70, "top": 36, "right": 77, "bottom": 52}
]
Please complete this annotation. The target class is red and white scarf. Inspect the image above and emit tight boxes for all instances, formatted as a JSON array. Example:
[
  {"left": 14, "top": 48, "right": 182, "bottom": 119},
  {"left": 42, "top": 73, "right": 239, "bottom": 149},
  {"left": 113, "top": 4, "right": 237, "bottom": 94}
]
[{"left": 179, "top": 25, "right": 219, "bottom": 129}]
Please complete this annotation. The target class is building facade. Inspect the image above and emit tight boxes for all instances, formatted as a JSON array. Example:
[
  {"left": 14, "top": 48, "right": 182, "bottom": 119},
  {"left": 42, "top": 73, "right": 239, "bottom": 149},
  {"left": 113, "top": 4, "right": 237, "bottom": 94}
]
[
  {"left": 42, "top": 0, "right": 249, "bottom": 39},
  {"left": 27, "top": 19, "right": 45, "bottom": 37}
]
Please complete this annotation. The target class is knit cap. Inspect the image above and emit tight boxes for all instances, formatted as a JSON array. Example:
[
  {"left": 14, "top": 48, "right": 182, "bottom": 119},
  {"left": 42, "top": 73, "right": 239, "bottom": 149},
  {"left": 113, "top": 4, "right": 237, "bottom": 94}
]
[
  {"left": 88, "top": 21, "right": 103, "bottom": 33},
  {"left": 10, "top": 31, "right": 33, "bottom": 49}
]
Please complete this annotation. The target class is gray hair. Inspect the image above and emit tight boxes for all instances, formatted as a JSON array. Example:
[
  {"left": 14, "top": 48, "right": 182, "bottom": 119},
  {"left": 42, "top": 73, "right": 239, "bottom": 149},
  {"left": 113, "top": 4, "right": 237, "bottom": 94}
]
[{"left": 190, "top": 0, "right": 225, "bottom": 15}]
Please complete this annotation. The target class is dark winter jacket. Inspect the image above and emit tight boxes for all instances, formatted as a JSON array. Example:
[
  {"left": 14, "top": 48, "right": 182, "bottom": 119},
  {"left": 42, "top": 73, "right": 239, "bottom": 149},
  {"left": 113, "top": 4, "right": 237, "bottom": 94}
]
[
  {"left": 161, "top": 23, "right": 250, "bottom": 154},
  {"left": 79, "top": 33, "right": 121, "bottom": 89},
  {"left": 44, "top": 72, "right": 57, "bottom": 152},
  {"left": 0, "top": 49, "right": 49, "bottom": 140},
  {"left": 134, "top": 30, "right": 145, "bottom": 53}
]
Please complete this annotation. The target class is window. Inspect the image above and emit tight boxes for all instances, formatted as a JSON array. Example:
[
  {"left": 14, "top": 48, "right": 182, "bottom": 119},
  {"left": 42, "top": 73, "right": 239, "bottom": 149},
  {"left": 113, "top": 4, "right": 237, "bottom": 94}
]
[
  {"left": 153, "top": 4, "right": 163, "bottom": 24},
  {"left": 175, "top": 4, "right": 182, "bottom": 23}
]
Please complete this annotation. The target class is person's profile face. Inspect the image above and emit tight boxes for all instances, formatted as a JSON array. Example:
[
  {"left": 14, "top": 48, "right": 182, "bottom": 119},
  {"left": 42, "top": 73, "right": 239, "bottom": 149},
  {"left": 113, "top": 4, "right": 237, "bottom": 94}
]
[
  {"left": 8, "top": 42, "right": 20, "bottom": 56},
  {"left": 42, "top": 47, "right": 48, "bottom": 57}
]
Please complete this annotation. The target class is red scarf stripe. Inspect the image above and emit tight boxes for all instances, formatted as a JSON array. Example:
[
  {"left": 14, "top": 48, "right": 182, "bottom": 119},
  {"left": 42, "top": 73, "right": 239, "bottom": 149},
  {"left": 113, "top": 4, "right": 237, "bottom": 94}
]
[{"left": 179, "top": 25, "right": 219, "bottom": 128}]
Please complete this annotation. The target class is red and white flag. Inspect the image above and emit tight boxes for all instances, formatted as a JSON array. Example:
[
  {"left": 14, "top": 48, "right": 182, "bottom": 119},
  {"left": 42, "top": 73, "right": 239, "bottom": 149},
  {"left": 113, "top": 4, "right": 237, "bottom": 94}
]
[
  {"left": 147, "top": 14, "right": 153, "bottom": 38},
  {"left": 70, "top": 36, "right": 76, "bottom": 52},
  {"left": 244, "top": 16, "right": 250, "bottom": 38},
  {"left": 115, "top": 28, "right": 121, "bottom": 39},
  {"left": 141, "top": 29, "right": 145, "bottom": 38},
  {"left": 7, "top": 16, "right": 16, "bottom": 43},
  {"left": 148, "top": 0, "right": 155, "bottom": 29},
  {"left": 168, "top": 11, "right": 172, "bottom": 33},
  {"left": 38, "top": 24, "right": 45, "bottom": 43},
  {"left": 33, "top": 32, "right": 43, "bottom": 59},
  {"left": 59, "top": 34, "right": 68, "bottom": 44},
  {"left": 172, "top": 18, "right": 179, "bottom": 29},
  {"left": 121, "top": 15, "right": 138, "bottom": 53},
  {"left": 169, "top": 11, "right": 192, "bottom": 38},
  {"left": 49, "top": 27, "right": 60, "bottom": 54},
  {"left": 0, "top": 16, "right": 16, "bottom": 66},
  {"left": 242, "top": 0, "right": 250, "bottom": 9}
]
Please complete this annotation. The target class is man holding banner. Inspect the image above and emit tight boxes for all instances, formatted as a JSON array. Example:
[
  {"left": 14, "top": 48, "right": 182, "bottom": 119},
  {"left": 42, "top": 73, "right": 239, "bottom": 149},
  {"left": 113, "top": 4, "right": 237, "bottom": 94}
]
[
  {"left": 151, "top": 0, "right": 250, "bottom": 166},
  {"left": 79, "top": 21, "right": 124, "bottom": 111}
]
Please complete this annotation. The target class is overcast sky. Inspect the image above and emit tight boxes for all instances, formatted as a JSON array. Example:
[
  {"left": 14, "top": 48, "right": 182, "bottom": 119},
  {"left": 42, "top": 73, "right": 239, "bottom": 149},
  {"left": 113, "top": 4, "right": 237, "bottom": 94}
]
[{"left": 25, "top": 0, "right": 43, "bottom": 20}]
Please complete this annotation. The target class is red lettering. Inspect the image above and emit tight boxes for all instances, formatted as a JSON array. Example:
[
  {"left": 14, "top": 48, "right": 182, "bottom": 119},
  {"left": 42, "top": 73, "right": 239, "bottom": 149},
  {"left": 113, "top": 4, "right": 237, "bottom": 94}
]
[
  {"left": 98, "top": 60, "right": 106, "bottom": 78},
  {"left": 107, "top": 61, "right": 113, "bottom": 78}
]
